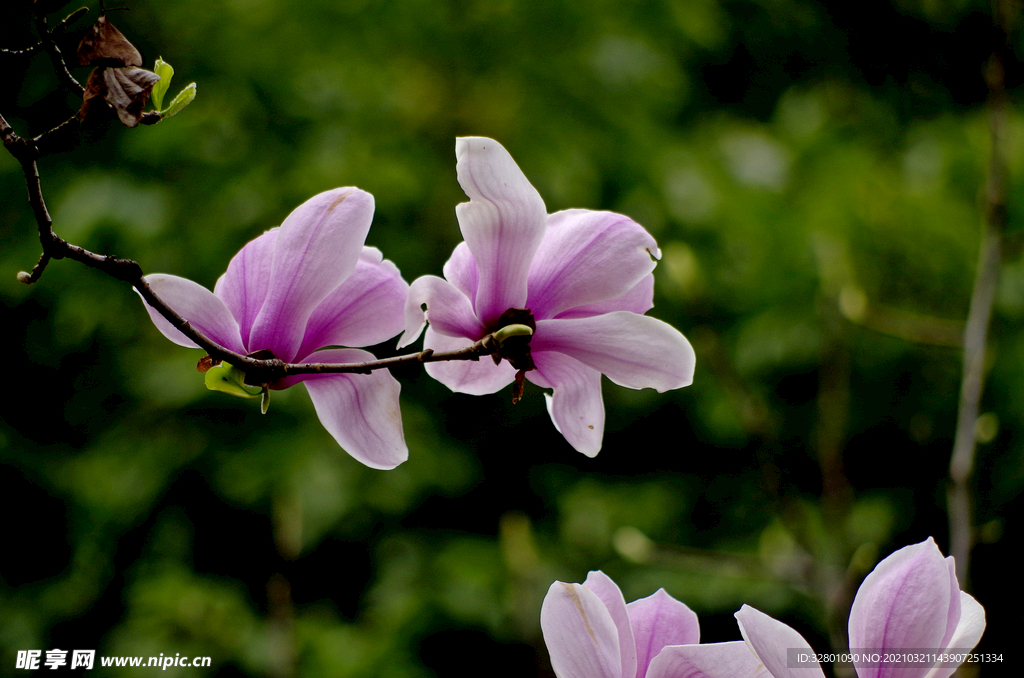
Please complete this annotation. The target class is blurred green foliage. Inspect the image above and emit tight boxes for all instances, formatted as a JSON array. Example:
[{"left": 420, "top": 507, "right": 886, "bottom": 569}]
[{"left": 2, "top": 0, "right": 1021, "bottom": 675}]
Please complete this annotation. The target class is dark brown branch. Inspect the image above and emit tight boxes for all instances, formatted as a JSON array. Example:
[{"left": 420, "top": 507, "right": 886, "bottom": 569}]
[
  {"left": 32, "top": 8, "right": 84, "bottom": 97},
  {"left": 7, "top": 123, "right": 498, "bottom": 379},
  {"left": 4, "top": 16, "right": 501, "bottom": 392}
]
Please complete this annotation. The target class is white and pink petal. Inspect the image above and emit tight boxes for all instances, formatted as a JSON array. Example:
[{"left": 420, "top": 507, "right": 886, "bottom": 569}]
[
  {"left": 556, "top": 274, "right": 655, "bottom": 320},
  {"left": 527, "top": 209, "right": 658, "bottom": 319},
  {"left": 646, "top": 642, "right": 774, "bottom": 678},
  {"left": 248, "top": 187, "right": 375, "bottom": 362},
  {"left": 582, "top": 571, "right": 637, "bottom": 678},
  {"left": 214, "top": 228, "right": 278, "bottom": 347},
  {"left": 422, "top": 328, "right": 516, "bottom": 395},
  {"left": 399, "top": 275, "right": 487, "bottom": 348},
  {"left": 532, "top": 313, "right": 695, "bottom": 392},
  {"left": 454, "top": 137, "right": 547, "bottom": 328},
  {"left": 627, "top": 588, "right": 700, "bottom": 678},
  {"left": 297, "top": 247, "right": 408, "bottom": 358},
  {"left": 140, "top": 274, "right": 246, "bottom": 354},
  {"left": 540, "top": 579, "right": 625, "bottom": 678},
  {"left": 296, "top": 348, "right": 407, "bottom": 470},
  {"left": 528, "top": 352, "right": 605, "bottom": 457},
  {"left": 735, "top": 605, "right": 826, "bottom": 678},
  {"left": 848, "top": 538, "right": 954, "bottom": 675}
]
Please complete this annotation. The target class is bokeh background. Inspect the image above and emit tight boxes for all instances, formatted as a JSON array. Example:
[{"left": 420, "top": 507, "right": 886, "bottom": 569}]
[{"left": 2, "top": 0, "right": 1021, "bottom": 675}]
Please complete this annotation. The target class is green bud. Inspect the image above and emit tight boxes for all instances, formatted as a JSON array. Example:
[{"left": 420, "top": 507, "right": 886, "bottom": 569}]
[
  {"left": 161, "top": 82, "right": 196, "bottom": 118},
  {"left": 151, "top": 57, "right": 173, "bottom": 111},
  {"left": 493, "top": 323, "right": 533, "bottom": 345},
  {"left": 204, "top": 362, "right": 263, "bottom": 399}
]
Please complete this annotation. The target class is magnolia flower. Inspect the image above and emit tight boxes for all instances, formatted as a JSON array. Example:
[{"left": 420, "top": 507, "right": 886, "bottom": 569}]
[
  {"left": 399, "top": 137, "right": 695, "bottom": 455},
  {"left": 139, "top": 188, "right": 410, "bottom": 469},
  {"left": 657, "top": 538, "right": 986, "bottom": 678},
  {"left": 540, "top": 570, "right": 700, "bottom": 678}
]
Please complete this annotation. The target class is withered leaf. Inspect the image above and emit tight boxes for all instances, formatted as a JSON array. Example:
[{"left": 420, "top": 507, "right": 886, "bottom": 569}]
[
  {"left": 104, "top": 67, "right": 160, "bottom": 127},
  {"left": 79, "top": 65, "right": 160, "bottom": 128},
  {"left": 77, "top": 15, "right": 142, "bottom": 67}
]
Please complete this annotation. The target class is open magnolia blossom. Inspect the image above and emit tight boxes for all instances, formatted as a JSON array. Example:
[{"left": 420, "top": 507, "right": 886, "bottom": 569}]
[
  {"left": 399, "top": 137, "right": 695, "bottom": 455},
  {"left": 540, "top": 570, "right": 700, "bottom": 678},
  {"left": 654, "top": 537, "right": 986, "bottom": 678},
  {"left": 139, "top": 188, "right": 410, "bottom": 469}
]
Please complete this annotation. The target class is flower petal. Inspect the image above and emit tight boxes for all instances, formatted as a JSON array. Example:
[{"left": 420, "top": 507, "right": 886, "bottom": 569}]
[
  {"left": 140, "top": 274, "right": 245, "bottom": 354},
  {"left": 540, "top": 580, "right": 624, "bottom": 678},
  {"left": 455, "top": 137, "right": 547, "bottom": 327},
  {"left": 920, "top": 591, "right": 986, "bottom": 678},
  {"left": 527, "top": 209, "right": 658, "bottom": 319},
  {"left": 848, "top": 538, "right": 953, "bottom": 678},
  {"left": 555, "top": 274, "right": 654, "bottom": 319},
  {"left": 532, "top": 313, "right": 695, "bottom": 391},
  {"left": 297, "top": 247, "right": 409, "bottom": 358},
  {"left": 735, "top": 605, "right": 826, "bottom": 678},
  {"left": 399, "top": 275, "right": 487, "bottom": 348},
  {"left": 582, "top": 571, "right": 637, "bottom": 678},
  {"left": 296, "top": 348, "right": 407, "bottom": 470},
  {"left": 627, "top": 588, "right": 700, "bottom": 678},
  {"left": 214, "top": 228, "right": 278, "bottom": 347},
  {"left": 443, "top": 240, "right": 479, "bottom": 301},
  {"left": 422, "top": 328, "right": 516, "bottom": 395},
  {"left": 528, "top": 352, "right": 605, "bottom": 456},
  {"left": 647, "top": 642, "right": 773, "bottom": 678},
  {"left": 248, "top": 188, "right": 375, "bottom": 362}
]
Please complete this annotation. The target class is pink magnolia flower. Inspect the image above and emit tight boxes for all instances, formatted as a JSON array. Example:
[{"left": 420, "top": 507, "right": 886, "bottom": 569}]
[
  {"left": 399, "top": 137, "right": 695, "bottom": 455},
  {"left": 656, "top": 538, "right": 986, "bottom": 678},
  {"left": 139, "top": 187, "right": 410, "bottom": 469},
  {"left": 540, "top": 570, "right": 700, "bottom": 678}
]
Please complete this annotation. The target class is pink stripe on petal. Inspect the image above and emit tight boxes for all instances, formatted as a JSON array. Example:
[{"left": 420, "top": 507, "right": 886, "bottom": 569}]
[{"left": 455, "top": 137, "right": 547, "bottom": 328}]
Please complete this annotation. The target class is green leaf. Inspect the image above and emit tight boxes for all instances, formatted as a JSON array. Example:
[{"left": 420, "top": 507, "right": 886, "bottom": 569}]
[
  {"left": 151, "top": 57, "right": 174, "bottom": 111},
  {"left": 204, "top": 362, "right": 262, "bottom": 399},
  {"left": 160, "top": 82, "right": 197, "bottom": 118}
]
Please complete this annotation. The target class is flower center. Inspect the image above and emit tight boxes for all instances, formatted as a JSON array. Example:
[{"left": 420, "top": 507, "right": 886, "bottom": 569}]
[{"left": 491, "top": 308, "right": 536, "bottom": 403}]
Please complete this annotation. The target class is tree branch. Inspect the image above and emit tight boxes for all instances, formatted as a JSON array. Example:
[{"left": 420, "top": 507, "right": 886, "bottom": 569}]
[{"left": 947, "top": 0, "right": 1011, "bottom": 587}]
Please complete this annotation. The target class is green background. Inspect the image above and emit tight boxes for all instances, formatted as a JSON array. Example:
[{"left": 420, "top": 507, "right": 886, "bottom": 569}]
[{"left": 1, "top": 0, "right": 1019, "bottom": 675}]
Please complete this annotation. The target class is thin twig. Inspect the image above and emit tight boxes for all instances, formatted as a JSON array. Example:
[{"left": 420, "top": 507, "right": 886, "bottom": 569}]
[
  {"left": 1, "top": 43, "right": 44, "bottom": 57},
  {"left": 4, "top": 11, "right": 502, "bottom": 395},
  {"left": 947, "top": 0, "right": 1010, "bottom": 587},
  {"left": 32, "top": 9, "right": 84, "bottom": 97}
]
